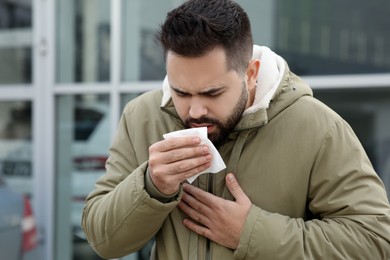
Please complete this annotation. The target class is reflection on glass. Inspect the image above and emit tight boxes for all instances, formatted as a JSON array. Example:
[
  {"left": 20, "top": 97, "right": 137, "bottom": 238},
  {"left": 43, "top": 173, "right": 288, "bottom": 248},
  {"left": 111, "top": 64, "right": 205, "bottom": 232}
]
[
  {"left": 56, "top": 0, "right": 111, "bottom": 83},
  {"left": 121, "top": 0, "right": 390, "bottom": 81},
  {"left": 55, "top": 94, "right": 110, "bottom": 260},
  {"left": 274, "top": 0, "right": 390, "bottom": 75},
  {"left": 0, "top": 101, "right": 32, "bottom": 195},
  {"left": 315, "top": 87, "right": 390, "bottom": 199},
  {"left": 122, "top": 0, "right": 173, "bottom": 81},
  {"left": 0, "top": 1, "right": 32, "bottom": 84}
]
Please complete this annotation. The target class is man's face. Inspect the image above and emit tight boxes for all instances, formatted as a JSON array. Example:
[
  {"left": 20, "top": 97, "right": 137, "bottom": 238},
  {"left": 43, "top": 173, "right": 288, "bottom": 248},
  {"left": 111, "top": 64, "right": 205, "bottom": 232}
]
[{"left": 167, "top": 48, "right": 252, "bottom": 146}]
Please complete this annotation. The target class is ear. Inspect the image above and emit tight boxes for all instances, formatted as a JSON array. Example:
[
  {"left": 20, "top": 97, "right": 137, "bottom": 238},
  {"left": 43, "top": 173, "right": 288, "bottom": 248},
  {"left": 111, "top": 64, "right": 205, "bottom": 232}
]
[{"left": 245, "top": 59, "right": 260, "bottom": 91}]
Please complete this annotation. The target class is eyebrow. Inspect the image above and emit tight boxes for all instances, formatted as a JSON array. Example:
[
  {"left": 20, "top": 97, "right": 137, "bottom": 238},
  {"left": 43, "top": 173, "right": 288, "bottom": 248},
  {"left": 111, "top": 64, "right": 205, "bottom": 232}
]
[{"left": 170, "top": 85, "right": 226, "bottom": 95}]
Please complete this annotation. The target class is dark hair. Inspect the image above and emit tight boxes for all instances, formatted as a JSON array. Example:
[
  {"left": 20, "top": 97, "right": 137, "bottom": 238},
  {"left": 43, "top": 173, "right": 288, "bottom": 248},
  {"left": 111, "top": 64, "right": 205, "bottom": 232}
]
[{"left": 156, "top": 0, "right": 253, "bottom": 74}]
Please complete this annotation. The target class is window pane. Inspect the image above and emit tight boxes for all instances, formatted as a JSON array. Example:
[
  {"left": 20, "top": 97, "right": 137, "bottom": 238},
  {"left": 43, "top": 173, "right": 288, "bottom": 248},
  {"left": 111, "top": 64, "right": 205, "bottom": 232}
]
[
  {"left": 315, "top": 87, "right": 390, "bottom": 199},
  {"left": 56, "top": 0, "right": 111, "bottom": 83},
  {"left": 272, "top": 0, "right": 390, "bottom": 75},
  {"left": 0, "top": 1, "right": 32, "bottom": 84},
  {"left": 121, "top": 0, "right": 173, "bottom": 81},
  {"left": 121, "top": 0, "right": 390, "bottom": 81},
  {"left": 55, "top": 94, "right": 110, "bottom": 260},
  {"left": 0, "top": 102, "right": 42, "bottom": 258},
  {"left": 0, "top": 101, "right": 32, "bottom": 195}
]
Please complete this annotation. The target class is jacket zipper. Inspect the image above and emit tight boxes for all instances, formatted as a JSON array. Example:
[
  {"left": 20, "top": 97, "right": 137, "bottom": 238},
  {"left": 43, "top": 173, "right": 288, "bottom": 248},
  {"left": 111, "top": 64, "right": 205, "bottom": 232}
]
[{"left": 205, "top": 173, "right": 215, "bottom": 260}]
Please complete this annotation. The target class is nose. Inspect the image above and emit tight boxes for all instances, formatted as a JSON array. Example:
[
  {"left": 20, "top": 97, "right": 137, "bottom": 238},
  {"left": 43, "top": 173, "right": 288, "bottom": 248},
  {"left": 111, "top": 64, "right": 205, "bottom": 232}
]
[{"left": 189, "top": 98, "right": 208, "bottom": 119}]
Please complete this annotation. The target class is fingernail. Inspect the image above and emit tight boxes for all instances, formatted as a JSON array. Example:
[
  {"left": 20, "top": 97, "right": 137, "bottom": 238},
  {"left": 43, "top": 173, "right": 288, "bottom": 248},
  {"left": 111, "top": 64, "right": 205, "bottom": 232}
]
[{"left": 227, "top": 173, "right": 235, "bottom": 182}]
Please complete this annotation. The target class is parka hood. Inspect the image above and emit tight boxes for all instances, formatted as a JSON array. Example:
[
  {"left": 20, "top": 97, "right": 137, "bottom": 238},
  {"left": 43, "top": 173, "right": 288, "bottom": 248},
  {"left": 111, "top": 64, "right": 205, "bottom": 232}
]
[{"left": 160, "top": 45, "right": 313, "bottom": 131}]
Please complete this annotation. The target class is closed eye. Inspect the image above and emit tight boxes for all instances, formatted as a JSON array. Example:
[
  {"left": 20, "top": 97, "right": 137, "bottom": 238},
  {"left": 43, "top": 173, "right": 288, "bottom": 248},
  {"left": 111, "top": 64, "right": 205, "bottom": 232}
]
[
  {"left": 201, "top": 91, "right": 222, "bottom": 97},
  {"left": 170, "top": 86, "right": 225, "bottom": 97},
  {"left": 172, "top": 89, "right": 190, "bottom": 97}
]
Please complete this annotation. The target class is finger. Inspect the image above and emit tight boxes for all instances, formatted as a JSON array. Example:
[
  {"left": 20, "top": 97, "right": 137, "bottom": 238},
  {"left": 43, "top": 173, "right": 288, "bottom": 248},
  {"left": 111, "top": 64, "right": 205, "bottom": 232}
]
[
  {"left": 182, "top": 183, "right": 217, "bottom": 206},
  {"left": 163, "top": 145, "right": 210, "bottom": 164},
  {"left": 150, "top": 159, "right": 211, "bottom": 188},
  {"left": 166, "top": 155, "right": 212, "bottom": 175},
  {"left": 178, "top": 195, "right": 210, "bottom": 226},
  {"left": 174, "top": 160, "right": 211, "bottom": 184},
  {"left": 158, "top": 136, "right": 202, "bottom": 152},
  {"left": 226, "top": 173, "right": 248, "bottom": 203},
  {"left": 180, "top": 191, "right": 210, "bottom": 216},
  {"left": 182, "top": 218, "right": 213, "bottom": 240}
]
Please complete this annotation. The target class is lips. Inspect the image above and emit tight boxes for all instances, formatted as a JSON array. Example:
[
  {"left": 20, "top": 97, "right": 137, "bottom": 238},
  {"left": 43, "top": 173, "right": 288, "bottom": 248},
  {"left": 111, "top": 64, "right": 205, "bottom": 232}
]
[
  {"left": 191, "top": 124, "right": 210, "bottom": 128},
  {"left": 191, "top": 124, "right": 214, "bottom": 132}
]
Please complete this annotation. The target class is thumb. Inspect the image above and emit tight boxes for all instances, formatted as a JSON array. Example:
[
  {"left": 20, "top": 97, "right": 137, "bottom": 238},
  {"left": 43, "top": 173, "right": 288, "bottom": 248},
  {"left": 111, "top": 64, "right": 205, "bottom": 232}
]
[{"left": 226, "top": 173, "right": 248, "bottom": 203}]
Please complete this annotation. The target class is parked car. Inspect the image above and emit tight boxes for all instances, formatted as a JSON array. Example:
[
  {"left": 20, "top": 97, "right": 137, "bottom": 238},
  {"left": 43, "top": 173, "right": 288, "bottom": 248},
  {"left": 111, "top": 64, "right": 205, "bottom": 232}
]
[
  {"left": 0, "top": 102, "right": 110, "bottom": 241},
  {"left": 0, "top": 174, "right": 40, "bottom": 259},
  {"left": 71, "top": 102, "right": 110, "bottom": 240}
]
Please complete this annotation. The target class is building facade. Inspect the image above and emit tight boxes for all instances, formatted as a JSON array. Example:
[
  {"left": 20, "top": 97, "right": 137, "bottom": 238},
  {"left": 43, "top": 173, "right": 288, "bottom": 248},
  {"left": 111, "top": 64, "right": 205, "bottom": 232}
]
[{"left": 0, "top": 0, "right": 389, "bottom": 259}]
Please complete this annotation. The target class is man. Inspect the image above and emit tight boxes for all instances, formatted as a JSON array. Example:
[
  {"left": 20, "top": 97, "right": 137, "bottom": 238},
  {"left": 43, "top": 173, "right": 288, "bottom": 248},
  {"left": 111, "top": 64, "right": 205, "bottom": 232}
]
[{"left": 82, "top": 0, "right": 390, "bottom": 259}]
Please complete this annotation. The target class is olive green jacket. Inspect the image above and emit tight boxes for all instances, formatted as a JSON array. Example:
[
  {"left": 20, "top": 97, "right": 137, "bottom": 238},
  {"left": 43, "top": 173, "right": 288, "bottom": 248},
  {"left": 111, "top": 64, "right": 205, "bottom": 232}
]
[{"left": 82, "top": 61, "right": 390, "bottom": 259}]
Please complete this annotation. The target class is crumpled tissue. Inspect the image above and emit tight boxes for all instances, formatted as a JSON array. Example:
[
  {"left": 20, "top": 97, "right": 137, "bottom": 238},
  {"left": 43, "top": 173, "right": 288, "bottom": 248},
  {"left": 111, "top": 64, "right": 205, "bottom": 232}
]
[{"left": 163, "top": 127, "right": 226, "bottom": 183}]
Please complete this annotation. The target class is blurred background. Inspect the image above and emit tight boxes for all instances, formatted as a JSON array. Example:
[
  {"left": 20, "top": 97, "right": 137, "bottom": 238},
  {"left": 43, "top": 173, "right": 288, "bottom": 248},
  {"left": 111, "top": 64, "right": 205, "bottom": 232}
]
[{"left": 0, "top": 0, "right": 389, "bottom": 259}]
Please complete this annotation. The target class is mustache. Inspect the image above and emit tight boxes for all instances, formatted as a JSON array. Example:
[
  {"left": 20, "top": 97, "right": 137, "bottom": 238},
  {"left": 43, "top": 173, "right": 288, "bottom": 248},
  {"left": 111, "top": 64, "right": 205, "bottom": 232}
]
[{"left": 184, "top": 117, "right": 221, "bottom": 126}]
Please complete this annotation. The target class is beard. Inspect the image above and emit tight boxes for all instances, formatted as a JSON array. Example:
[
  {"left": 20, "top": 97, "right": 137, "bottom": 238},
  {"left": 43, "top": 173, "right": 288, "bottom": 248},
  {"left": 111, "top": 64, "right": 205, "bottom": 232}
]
[{"left": 184, "top": 82, "right": 248, "bottom": 147}]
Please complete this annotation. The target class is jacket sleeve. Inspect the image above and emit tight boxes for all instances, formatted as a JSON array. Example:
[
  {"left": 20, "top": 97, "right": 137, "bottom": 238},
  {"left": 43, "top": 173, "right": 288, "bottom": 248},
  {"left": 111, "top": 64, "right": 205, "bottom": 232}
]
[
  {"left": 234, "top": 120, "right": 390, "bottom": 259},
  {"left": 81, "top": 108, "right": 180, "bottom": 259}
]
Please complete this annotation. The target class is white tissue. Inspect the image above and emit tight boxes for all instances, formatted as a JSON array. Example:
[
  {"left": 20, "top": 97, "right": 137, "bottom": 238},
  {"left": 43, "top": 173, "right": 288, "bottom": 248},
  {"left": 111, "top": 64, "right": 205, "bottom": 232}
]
[{"left": 163, "top": 127, "right": 226, "bottom": 183}]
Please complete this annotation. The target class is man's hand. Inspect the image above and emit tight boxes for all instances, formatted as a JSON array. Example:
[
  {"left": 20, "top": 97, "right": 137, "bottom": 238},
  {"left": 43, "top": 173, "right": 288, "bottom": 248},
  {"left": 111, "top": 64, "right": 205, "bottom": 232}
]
[
  {"left": 178, "top": 173, "right": 252, "bottom": 249},
  {"left": 148, "top": 136, "right": 212, "bottom": 195}
]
